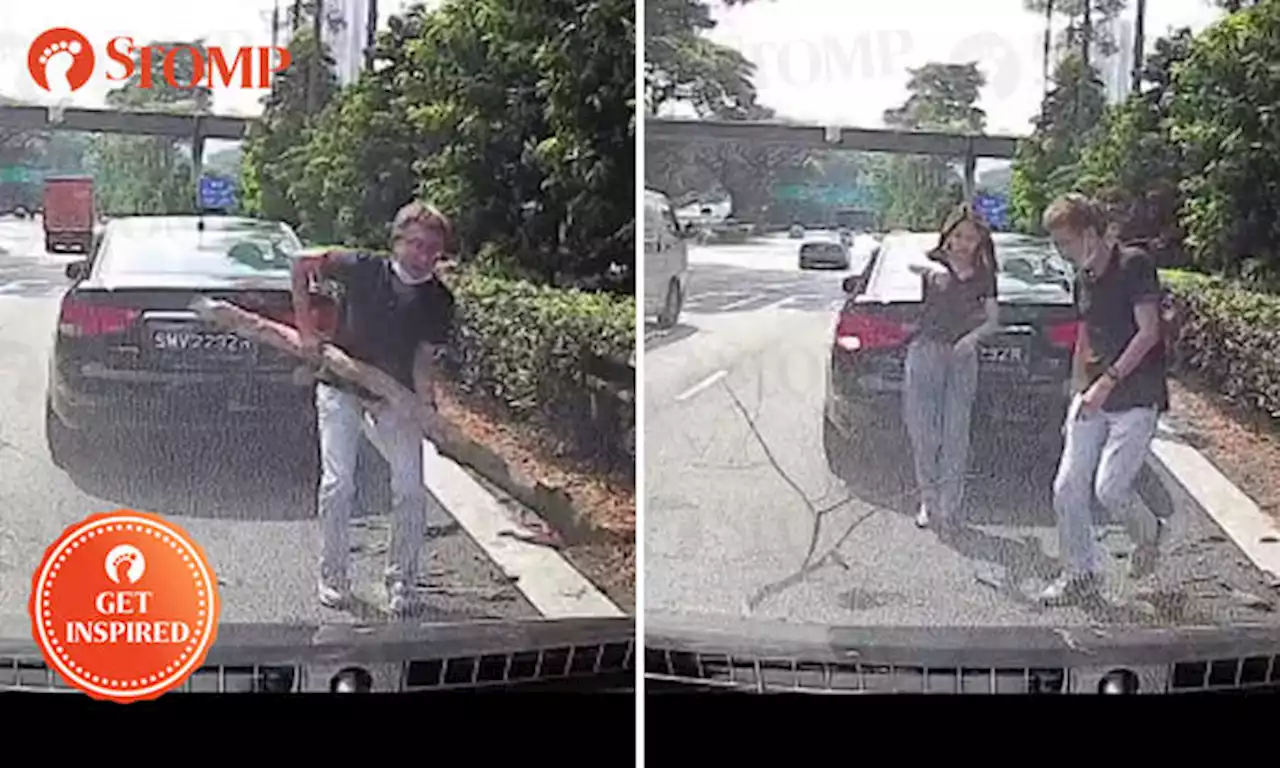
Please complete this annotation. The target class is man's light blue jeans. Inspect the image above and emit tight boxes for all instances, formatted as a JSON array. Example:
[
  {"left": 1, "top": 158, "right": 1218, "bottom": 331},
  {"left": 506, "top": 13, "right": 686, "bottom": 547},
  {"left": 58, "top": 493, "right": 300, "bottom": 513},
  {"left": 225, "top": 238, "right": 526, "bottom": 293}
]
[
  {"left": 316, "top": 382, "right": 443, "bottom": 593},
  {"left": 1053, "top": 398, "right": 1160, "bottom": 576}
]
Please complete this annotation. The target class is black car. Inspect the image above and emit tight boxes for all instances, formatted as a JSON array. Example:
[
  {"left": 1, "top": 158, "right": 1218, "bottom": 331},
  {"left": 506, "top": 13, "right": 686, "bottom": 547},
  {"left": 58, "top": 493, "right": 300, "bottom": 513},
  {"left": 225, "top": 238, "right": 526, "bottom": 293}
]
[
  {"left": 823, "top": 233, "right": 1079, "bottom": 453},
  {"left": 45, "top": 215, "right": 338, "bottom": 467},
  {"left": 799, "top": 240, "right": 851, "bottom": 270}
]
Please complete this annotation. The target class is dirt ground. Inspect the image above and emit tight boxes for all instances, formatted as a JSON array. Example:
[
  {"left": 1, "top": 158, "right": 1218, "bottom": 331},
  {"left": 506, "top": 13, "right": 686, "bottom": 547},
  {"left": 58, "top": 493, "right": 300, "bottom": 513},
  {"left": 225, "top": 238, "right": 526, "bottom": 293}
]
[
  {"left": 436, "top": 384, "right": 636, "bottom": 613},
  {"left": 1167, "top": 376, "right": 1280, "bottom": 527}
]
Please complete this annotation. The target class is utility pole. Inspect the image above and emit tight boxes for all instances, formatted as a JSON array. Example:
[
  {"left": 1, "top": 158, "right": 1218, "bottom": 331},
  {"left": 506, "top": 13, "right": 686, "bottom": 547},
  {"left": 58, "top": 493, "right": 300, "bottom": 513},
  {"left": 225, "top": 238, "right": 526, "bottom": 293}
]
[{"left": 271, "top": 0, "right": 280, "bottom": 51}]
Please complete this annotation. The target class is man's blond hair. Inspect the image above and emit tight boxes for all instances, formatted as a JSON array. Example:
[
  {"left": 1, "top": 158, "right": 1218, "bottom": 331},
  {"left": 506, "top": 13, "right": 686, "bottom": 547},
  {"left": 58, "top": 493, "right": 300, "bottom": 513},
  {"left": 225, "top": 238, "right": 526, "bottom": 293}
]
[
  {"left": 1042, "top": 193, "right": 1109, "bottom": 235},
  {"left": 391, "top": 200, "right": 453, "bottom": 245}
]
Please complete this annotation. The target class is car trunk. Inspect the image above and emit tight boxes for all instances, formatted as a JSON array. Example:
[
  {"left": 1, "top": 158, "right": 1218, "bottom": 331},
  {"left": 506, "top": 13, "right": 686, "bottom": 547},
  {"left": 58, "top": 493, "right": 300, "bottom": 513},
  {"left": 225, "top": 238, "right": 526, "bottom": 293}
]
[{"left": 57, "top": 283, "right": 337, "bottom": 388}]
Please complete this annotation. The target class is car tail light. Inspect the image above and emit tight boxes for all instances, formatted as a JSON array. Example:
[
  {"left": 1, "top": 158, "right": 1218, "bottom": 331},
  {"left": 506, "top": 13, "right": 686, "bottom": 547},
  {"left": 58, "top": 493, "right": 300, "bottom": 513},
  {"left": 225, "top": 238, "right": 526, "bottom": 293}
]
[
  {"left": 834, "top": 311, "right": 910, "bottom": 352},
  {"left": 1047, "top": 320, "right": 1079, "bottom": 350},
  {"left": 58, "top": 299, "right": 140, "bottom": 337}
]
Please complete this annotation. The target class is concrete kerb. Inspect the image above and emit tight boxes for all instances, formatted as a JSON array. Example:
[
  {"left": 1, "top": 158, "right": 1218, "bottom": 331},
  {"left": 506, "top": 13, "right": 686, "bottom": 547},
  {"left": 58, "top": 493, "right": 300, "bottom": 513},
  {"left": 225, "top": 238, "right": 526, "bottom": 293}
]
[{"left": 1146, "top": 417, "right": 1280, "bottom": 584}]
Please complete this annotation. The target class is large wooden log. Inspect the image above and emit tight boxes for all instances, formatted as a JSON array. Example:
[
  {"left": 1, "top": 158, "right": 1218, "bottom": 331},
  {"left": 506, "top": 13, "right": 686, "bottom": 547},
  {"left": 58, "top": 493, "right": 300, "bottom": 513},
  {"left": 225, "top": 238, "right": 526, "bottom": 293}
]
[{"left": 187, "top": 296, "right": 575, "bottom": 533}]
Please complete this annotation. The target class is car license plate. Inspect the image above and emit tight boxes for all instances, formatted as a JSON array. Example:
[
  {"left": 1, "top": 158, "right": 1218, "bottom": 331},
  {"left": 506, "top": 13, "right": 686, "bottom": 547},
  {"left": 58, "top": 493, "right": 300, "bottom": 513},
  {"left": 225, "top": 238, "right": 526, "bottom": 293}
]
[
  {"left": 152, "top": 329, "right": 256, "bottom": 355},
  {"left": 980, "top": 345, "right": 1025, "bottom": 365}
]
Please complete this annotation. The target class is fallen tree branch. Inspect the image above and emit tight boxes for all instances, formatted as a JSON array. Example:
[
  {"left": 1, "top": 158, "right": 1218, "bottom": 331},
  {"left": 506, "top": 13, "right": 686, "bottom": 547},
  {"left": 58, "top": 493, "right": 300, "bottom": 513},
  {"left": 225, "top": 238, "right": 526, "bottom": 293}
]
[{"left": 188, "top": 296, "right": 578, "bottom": 529}]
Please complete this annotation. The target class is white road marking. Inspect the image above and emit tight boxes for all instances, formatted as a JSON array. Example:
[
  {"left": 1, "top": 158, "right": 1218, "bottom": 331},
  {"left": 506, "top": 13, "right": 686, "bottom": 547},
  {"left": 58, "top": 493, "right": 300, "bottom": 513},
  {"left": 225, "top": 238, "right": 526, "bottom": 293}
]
[
  {"left": 420, "top": 441, "right": 624, "bottom": 618},
  {"left": 720, "top": 295, "right": 765, "bottom": 311},
  {"left": 1151, "top": 434, "right": 1280, "bottom": 577},
  {"left": 675, "top": 369, "right": 727, "bottom": 402}
]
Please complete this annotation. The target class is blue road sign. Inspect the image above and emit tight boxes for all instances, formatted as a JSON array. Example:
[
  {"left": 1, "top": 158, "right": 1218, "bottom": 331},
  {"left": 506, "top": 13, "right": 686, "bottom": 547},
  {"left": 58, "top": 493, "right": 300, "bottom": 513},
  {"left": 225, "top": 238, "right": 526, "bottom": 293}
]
[
  {"left": 974, "top": 192, "right": 1009, "bottom": 231},
  {"left": 198, "top": 175, "right": 236, "bottom": 210}
]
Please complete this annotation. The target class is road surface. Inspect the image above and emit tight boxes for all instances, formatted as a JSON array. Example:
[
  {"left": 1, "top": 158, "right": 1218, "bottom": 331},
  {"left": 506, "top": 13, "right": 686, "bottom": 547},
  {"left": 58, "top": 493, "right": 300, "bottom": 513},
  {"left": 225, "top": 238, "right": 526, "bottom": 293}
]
[
  {"left": 0, "top": 216, "right": 537, "bottom": 639},
  {"left": 645, "top": 232, "right": 1280, "bottom": 628}
]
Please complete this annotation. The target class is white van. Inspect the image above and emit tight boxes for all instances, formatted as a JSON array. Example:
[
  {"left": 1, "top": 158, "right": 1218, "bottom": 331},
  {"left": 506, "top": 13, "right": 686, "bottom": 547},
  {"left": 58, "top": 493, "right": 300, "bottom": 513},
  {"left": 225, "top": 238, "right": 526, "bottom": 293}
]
[{"left": 644, "top": 188, "right": 690, "bottom": 328}]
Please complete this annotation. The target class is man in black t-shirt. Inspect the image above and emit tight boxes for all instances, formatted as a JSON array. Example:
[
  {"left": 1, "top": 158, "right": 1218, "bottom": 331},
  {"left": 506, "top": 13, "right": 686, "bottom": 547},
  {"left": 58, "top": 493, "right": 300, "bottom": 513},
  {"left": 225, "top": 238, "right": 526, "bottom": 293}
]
[
  {"left": 1039, "top": 194, "right": 1168, "bottom": 605},
  {"left": 290, "top": 201, "right": 456, "bottom": 618}
]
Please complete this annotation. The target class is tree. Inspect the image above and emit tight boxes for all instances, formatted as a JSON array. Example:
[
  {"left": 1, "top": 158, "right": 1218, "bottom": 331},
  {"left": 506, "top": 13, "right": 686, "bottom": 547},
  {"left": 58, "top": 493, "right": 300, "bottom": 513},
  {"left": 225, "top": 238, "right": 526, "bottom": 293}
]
[
  {"left": 1170, "top": 1, "right": 1280, "bottom": 277},
  {"left": 1010, "top": 52, "right": 1107, "bottom": 231},
  {"left": 1025, "top": 0, "right": 1128, "bottom": 60},
  {"left": 880, "top": 63, "right": 986, "bottom": 230},
  {"left": 254, "top": 0, "right": 635, "bottom": 291},
  {"left": 645, "top": 0, "right": 761, "bottom": 118},
  {"left": 240, "top": 24, "right": 340, "bottom": 226},
  {"left": 89, "top": 40, "right": 215, "bottom": 215},
  {"left": 1076, "top": 29, "right": 1194, "bottom": 259},
  {"left": 103, "top": 40, "right": 214, "bottom": 112}
]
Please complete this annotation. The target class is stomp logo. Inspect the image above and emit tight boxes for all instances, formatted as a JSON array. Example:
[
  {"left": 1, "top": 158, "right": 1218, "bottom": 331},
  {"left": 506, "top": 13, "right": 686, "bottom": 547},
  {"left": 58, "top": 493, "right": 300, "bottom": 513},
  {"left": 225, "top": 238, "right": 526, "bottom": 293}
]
[
  {"left": 28, "top": 510, "right": 220, "bottom": 703},
  {"left": 26, "top": 26, "right": 291, "bottom": 95}
]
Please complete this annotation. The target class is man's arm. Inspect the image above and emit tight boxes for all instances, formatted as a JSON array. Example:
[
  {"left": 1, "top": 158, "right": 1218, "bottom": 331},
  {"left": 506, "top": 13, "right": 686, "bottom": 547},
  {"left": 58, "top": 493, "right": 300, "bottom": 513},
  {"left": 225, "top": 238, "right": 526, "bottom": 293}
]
[
  {"left": 959, "top": 297, "right": 1000, "bottom": 346},
  {"left": 413, "top": 285, "right": 456, "bottom": 409},
  {"left": 1110, "top": 301, "right": 1162, "bottom": 379},
  {"left": 412, "top": 341, "right": 441, "bottom": 410},
  {"left": 1107, "top": 252, "right": 1164, "bottom": 381},
  {"left": 1071, "top": 323, "right": 1092, "bottom": 395},
  {"left": 289, "top": 248, "right": 363, "bottom": 352}
]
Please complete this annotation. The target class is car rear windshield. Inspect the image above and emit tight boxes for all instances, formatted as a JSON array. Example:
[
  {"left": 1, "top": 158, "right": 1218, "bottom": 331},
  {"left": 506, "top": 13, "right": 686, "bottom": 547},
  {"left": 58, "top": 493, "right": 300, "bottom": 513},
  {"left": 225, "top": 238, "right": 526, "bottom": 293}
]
[
  {"left": 880, "top": 234, "right": 1072, "bottom": 280},
  {"left": 99, "top": 220, "right": 302, "bottom": 276},
  {"left": 801, "top": 242, "right": 844, "bottom": 255}
]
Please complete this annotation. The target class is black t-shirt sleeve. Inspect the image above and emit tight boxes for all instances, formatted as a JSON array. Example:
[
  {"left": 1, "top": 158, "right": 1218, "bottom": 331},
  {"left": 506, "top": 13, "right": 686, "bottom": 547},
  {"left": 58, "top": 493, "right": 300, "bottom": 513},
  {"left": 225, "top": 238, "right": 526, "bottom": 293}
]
[
  {"left": 1121, "top": 249, "right": 1161, "bottom": 305},
  {"left": 320, "top": 251, "right": 378, "bottom": 286}
]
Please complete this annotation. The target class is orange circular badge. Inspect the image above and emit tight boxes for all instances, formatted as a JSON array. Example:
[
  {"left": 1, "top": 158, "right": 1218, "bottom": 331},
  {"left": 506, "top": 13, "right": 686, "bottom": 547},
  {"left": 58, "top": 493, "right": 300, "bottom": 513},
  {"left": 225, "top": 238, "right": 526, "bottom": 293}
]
[{"left": 28, "top": 510, "right": 220, "bottom": 703}]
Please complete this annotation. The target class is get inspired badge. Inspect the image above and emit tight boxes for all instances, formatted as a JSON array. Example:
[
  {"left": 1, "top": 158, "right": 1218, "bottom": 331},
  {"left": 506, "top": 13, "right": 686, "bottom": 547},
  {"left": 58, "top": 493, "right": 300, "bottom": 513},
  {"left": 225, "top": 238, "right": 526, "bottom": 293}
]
[{"left": 28, "top": 510, "right": 220, "bottom": 702}]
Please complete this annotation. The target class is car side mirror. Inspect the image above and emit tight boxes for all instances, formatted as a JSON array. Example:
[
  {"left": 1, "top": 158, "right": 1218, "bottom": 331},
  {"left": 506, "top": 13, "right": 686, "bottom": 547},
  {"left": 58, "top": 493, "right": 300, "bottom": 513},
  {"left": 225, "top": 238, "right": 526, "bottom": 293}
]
[
  {"left": 65, "top": 260, "right": 89, "bottom": 281},
  {"left": 842, "top": 274, "right": 867, "bottom": 295}
]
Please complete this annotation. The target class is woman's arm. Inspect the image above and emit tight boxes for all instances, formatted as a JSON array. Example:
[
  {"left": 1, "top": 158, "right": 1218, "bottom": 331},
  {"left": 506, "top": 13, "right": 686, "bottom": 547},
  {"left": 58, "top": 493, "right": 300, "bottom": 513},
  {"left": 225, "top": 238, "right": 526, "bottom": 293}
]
[{"left": 957, "top": 297, "right": 1000, "bottom": 346}]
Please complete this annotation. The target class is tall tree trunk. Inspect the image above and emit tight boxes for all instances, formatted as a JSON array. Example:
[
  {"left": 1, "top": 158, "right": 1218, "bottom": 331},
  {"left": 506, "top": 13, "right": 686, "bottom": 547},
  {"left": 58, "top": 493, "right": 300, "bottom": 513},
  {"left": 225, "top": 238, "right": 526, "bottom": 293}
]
[
  {"left": 1082, "top": 0, "right": 1092, "bottom": 72},
  {"left": 1043, "top": 0, "right": 1054, "bottom": 97},
  {"left": 292, "top": 0, "right": 302, "bottom": 31},
  {"left": 365, "top": 0, "right": 378, "bottom": 72},
  {"left": 309, "top": 0, "right": 323, "bottom": 113},
  {"left": 1131, "top": 0, "right": 1145, "bottom": 95}
]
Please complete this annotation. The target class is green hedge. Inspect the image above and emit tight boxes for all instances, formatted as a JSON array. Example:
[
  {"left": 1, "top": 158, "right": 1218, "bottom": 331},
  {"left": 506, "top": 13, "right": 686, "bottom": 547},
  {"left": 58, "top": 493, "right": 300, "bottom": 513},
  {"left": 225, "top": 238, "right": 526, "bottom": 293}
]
[
  {"left": 446, "top": 266, "right": 635, "bottom": 468},
  {"left": 1163, "top": 269, "right": 1280, "bottom": 420}
]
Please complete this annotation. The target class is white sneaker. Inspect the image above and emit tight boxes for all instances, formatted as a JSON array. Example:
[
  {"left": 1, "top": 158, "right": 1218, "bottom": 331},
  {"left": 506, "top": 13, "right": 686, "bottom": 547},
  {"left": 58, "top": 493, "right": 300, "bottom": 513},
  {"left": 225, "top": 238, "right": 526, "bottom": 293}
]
[
  {"left": 1038, "top": 572, "right": 1101, "bottom": 605},
  {"left": 387, "top": 581, "right": 422, "bottom": 619},
  {"left": 318, "top": 580, "right": 350, "bottom": 609},
  {"left": 915, "top": 504, "right": 930, "bottom": 529}
]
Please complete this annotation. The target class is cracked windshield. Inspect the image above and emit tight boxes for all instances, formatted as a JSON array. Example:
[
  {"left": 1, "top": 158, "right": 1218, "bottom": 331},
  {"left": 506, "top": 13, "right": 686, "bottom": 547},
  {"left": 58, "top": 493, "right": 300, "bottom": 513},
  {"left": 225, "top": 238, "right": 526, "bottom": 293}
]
[
  {"left": 644, "top": 0, "right": 1280, "bottom": 634},
  {"left": 0, "top": 0, "right": 635, "bottom": 652}
]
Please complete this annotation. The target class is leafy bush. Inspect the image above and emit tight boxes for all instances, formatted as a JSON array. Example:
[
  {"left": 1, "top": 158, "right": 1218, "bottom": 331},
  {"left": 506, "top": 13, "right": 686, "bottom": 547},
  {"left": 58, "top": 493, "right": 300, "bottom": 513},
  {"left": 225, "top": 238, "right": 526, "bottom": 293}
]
[
  {"left": 1163, "top": 269, "right": 1280, "bottom": 419},
  {"left": 1171, "top": 3, "right": 1280, "bottom": 276},
  {"left": 446, "top": 266, "right": 635, "bottom": 466}
]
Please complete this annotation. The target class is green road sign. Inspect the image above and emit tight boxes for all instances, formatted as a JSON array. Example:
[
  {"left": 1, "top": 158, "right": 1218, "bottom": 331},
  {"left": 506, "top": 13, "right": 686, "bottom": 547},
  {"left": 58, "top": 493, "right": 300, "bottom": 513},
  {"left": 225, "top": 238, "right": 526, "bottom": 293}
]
[
  {"left": 774, "top": 183, "right": 878, "bottom": 207},
  {"left": 0, "top": 167, "right": 45, "bottom": 183}
]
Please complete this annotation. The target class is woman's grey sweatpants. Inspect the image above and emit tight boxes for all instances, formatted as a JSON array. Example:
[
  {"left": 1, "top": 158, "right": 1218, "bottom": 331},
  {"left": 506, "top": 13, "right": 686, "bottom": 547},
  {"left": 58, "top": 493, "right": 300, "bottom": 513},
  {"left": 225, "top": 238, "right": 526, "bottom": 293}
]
[{"left": 902, "top": 337, "right": 978, "bottom": 523}]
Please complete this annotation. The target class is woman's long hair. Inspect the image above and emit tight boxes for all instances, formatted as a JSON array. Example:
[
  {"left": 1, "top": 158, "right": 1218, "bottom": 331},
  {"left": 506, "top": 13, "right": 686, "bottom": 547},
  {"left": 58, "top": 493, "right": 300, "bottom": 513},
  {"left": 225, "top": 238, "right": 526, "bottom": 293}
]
[{"left": 931, "top": 202, "right": 998, "bottom": 288}]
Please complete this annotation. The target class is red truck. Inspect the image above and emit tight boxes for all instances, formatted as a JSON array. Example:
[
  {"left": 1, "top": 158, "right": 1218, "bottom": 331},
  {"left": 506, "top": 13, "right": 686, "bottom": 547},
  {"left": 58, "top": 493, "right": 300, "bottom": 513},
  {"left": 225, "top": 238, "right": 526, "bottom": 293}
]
[{"left": 43, "top": 176, "right": 95, "bottom": 253}]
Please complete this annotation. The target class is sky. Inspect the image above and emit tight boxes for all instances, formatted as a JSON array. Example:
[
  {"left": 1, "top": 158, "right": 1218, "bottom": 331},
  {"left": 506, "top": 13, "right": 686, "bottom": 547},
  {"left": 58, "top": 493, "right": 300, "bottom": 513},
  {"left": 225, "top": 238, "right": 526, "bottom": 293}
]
[
  {"left": 0, "top": 0, "right": 421, "bottom": 117},
  {"left": 689, "top": 0, "right": 1224, "bottom": 135}
]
